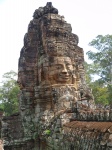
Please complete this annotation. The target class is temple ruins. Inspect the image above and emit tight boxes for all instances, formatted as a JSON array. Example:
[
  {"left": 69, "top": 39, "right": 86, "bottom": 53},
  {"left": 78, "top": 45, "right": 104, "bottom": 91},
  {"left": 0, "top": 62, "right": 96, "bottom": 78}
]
[{"left": 1, "top": 2, "right": 112, "bottom": 150}]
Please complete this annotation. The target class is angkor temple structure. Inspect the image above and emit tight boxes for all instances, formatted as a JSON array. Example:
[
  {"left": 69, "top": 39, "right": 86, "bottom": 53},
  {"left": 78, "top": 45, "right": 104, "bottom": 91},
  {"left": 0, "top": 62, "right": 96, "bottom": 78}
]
[{"left": 1, "top": 2, "right": 112, "bottom": 150}]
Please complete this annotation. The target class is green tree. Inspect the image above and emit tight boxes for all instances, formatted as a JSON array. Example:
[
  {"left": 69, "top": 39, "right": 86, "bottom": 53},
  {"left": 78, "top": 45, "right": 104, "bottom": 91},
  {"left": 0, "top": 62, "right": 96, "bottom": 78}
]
[
  {"left": 87, "top": 34, "right": 112, "bottom": 85},
  {"left": 90, "top": 81, "right": 109, "bottom": 105},
  {"left": 84, "top": 62, "right": 109, "bottom": 105},
  {"left": 0, "top": 71, "right": 20, "bottom": 116},
  {"left": 84, "top": 61, "right": 94, "bottom": 85},
  {"left": 86, "top": 34, "right": 112, "bottom": 104}
]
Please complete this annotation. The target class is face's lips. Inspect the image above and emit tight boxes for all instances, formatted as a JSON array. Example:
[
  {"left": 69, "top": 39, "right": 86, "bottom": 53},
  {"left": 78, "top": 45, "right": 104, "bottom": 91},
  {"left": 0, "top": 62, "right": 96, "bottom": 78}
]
[
  {"left": 59, "top": 74, "right": 70, "bottom": 79},
  {"left": 63, "top": 76, "right": 70, "bottom": 79}
]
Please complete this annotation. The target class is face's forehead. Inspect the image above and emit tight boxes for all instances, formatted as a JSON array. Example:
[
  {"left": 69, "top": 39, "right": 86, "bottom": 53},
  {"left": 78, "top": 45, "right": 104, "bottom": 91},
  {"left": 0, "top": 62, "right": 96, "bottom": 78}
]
[{"left": 54, "top": 57, "right": 72, "bottom": 64}]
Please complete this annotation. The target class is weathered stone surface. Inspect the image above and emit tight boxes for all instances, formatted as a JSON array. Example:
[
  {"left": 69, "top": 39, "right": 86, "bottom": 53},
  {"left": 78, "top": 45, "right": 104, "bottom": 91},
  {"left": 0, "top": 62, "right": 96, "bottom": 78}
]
[
  {"left": 0, "top": 140, "right": 3, "bottom": 150},
  {"left": 1, "top": 2, "right": 112, "bottom": 150}
]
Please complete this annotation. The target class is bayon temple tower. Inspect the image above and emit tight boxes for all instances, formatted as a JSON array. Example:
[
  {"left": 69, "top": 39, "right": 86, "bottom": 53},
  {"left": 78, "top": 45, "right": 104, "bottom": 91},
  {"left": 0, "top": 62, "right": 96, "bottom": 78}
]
[{"left": 1, "top": 2, "right": 112, "bottom": 150}]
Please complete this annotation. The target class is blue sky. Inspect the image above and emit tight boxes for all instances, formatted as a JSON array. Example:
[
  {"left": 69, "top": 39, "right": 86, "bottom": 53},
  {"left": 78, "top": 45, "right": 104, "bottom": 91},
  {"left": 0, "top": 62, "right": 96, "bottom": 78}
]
[{"left": 0, "top": 0, "right": 112, "bottom": 81}]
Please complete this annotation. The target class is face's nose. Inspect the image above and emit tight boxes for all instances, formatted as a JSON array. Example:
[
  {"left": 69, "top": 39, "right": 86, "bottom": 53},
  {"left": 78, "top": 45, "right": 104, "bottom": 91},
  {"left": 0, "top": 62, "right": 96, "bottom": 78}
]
[{"left": 61, "top": 64, "right": 68, "bottom": 73}]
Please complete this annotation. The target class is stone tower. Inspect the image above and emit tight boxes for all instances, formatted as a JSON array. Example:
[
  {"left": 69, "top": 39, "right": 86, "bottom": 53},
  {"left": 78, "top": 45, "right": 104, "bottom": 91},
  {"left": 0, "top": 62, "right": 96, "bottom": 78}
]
[
  {"left": 2, "top": 2, "right": 112, "bottom": 150},
  {"left": 18, "top": 0, "right": 95, "bottom": 139}
]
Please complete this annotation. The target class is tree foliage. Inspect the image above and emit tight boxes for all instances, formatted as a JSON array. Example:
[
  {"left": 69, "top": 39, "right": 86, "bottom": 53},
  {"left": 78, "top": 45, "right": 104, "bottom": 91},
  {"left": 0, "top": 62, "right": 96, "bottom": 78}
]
[
  {"left": 90, "top": 81, "right": 109, "bottom": 105},
  {"left": 0, "top": 71, "right": 20, "bottom": 116},
  {"left": 87, "top": 34, "right": 112, "bottom": 85},
  {"left": 85, "top": 62, "right": 110, "bottom": 105},
  {"left": 84, "top": 61, "right": 94, "bottom": 84},
  {"left": 86, "top": 35, "right": 112, "bottom": 105}
]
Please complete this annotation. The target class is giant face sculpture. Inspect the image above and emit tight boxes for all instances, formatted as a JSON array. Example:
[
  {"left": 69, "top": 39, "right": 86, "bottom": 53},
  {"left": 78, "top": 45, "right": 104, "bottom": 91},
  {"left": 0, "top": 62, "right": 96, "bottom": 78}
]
[
  {"left": 40, "top": 56, "right": 75, "bottom": 85},
  {"left": 36, "top": 55, "right": 78, "bottom": 110},
  {"left": 52, "top": 57, "right": 73, "bottom": 83}
]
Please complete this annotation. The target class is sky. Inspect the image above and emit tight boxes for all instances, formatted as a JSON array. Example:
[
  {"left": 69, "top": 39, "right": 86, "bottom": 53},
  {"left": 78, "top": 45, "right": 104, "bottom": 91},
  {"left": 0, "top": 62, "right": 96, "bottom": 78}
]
[{"left": 0, "top": 0, "right": 112, "bottom": 81}]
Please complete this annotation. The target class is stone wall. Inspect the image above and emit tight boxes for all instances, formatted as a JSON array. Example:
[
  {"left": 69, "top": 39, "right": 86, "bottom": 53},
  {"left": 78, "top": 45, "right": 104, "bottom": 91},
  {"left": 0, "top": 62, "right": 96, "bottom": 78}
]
[
  {"left": 1, "top": 2, "right": 112, "bottom": 150},
  {"left": 1, "top": 113, "right": 35, "bottom": 150}
]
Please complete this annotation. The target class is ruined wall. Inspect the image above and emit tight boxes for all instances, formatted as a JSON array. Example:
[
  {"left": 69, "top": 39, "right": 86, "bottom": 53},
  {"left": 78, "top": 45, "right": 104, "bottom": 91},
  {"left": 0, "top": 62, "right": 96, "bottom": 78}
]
[
  {"left": 1, "top": 2, "right": 112, "bottom": 150},
  {"left": 1, "top": 113, "right": 35, "bottom": 150}
]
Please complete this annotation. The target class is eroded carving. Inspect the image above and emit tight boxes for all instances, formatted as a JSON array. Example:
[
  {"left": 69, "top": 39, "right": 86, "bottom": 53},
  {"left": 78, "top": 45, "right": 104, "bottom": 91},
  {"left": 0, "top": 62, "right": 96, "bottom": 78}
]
[{"left": 2, "top": 2, "right": 112, "bottom": 150}]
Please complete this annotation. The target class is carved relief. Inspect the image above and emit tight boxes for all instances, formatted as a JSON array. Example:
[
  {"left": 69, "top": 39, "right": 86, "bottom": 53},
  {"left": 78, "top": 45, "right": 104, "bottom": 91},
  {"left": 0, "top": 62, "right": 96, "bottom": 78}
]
[
  {"left": 2, "top": 3, "right": 112, "bottom": 150},
  {"left": 38, "top": 56, "right": 76, "bottom": 85}
]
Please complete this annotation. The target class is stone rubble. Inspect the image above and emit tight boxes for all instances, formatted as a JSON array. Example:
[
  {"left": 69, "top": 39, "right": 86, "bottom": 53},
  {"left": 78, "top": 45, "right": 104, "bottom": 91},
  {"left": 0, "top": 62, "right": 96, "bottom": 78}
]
[{"left": 1, "top": 2, "right": 112, "bottom": 150}]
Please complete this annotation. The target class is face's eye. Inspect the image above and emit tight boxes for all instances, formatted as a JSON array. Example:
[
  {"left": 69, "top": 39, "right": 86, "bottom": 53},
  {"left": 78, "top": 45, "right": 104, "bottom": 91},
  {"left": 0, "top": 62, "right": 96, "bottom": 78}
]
[
  {"left": 56, "top": 64, "right": 62, "bottom": 69},
  {"left": 66, "top": 64, "right": 73, "bottom": 70}
]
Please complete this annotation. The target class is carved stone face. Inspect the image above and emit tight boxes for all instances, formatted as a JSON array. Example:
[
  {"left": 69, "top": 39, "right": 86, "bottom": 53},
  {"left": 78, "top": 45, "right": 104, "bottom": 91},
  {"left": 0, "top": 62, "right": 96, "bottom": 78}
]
[
  {"left": 51, "top": 57, "right": 73, "bottom": 83},
  {"left": 39, "top": 56, "right": 74, "bottom": 85}
]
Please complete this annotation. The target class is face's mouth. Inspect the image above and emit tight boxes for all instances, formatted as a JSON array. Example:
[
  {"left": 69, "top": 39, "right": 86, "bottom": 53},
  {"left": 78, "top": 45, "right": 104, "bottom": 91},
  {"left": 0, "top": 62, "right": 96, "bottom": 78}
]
[
  {"left": 63, "top": 76, "right": 70, "bottom": 79},
  {"left": 59, "top": 74, "right": 71, "bottom": 80}
]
